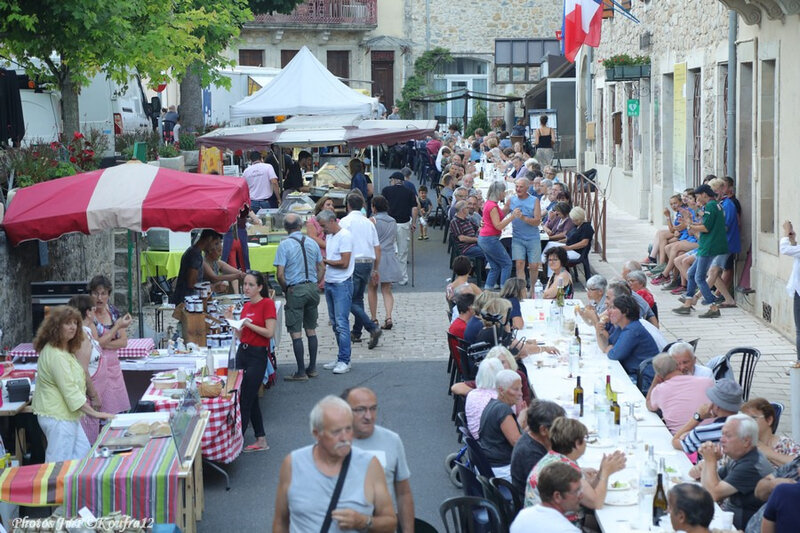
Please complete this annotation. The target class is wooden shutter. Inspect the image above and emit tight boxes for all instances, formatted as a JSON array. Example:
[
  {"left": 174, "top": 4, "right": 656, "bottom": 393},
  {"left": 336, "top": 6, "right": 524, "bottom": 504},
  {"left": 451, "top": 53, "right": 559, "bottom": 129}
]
[
  {"left": 281, "top": 49, "right": 299, "bottom": 68},
  {"left": 238, "top": 49, "right": 263, "bottom": 67},
  {"left": 326, "top": 50, "right": 350, "bottom": 84},
  {"left": 603, "top": 0, "right": 614, "bottom": 19},
  {"left": 612, "top": 111, "right": 622, "bottom": 145}
]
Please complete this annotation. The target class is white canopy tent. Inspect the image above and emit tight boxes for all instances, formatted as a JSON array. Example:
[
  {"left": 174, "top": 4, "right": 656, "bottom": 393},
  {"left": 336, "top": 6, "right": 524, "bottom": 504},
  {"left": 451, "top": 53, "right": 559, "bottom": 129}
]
[
  {"left": 197, "top": 114, "right": 437, "bottom": 150},
  {"left": 229, "top": 46, "right": 378, "bottom": 119}
]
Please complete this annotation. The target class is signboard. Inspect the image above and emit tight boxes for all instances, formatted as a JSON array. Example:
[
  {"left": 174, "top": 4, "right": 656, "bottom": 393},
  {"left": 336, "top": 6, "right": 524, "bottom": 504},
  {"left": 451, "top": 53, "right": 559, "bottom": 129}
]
[{"left": 627, "top": 99, "right": 640, "bottom": 117}]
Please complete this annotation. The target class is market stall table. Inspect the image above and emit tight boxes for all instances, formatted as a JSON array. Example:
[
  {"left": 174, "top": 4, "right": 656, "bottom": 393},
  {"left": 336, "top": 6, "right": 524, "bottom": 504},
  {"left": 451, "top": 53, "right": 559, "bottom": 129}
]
[
  {"left": 141, "top": 243, "right": 279, "bottom": 278},
  {"left": 139, "top": 371, "right": 244, "bottom": 464},
  {"left": 8, "top": 338, "right": 154, "bottom": 359}
]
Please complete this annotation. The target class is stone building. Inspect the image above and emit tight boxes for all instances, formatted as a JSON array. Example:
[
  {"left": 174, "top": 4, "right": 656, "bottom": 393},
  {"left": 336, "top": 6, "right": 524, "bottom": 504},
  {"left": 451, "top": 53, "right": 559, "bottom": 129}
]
[
  {"left": 234, "top": 0, "right": 564, "bottom": 124},
  {"left": 575, "top": 2, "right": 800, "bottom": 340}
]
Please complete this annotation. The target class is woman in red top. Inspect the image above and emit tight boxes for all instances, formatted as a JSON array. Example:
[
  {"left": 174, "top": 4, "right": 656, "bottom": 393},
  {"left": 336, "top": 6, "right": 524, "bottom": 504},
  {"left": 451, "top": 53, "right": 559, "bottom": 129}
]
[
  {"left": 478, "top": 181, "right": 516, "bottom": 289},
  {"left": 234, "top": 271, "right": 276, "bottom": 452}
]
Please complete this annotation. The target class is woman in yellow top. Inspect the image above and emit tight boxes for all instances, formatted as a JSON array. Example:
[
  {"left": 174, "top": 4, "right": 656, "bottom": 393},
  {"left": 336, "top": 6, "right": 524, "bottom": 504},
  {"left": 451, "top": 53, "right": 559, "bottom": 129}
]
[{"left": 31, "top": 306, "right": 114, "bottom": 462}]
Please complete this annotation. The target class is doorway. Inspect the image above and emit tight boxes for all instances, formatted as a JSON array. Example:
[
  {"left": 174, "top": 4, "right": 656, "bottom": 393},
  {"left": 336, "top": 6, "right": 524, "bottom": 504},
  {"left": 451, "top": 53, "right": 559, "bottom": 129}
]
[
  {"left": 448, "top": 79, "right": 470, "bottom": 125},
  {"left": 371, "top": 51, "right": 395, "bottom": 107}
]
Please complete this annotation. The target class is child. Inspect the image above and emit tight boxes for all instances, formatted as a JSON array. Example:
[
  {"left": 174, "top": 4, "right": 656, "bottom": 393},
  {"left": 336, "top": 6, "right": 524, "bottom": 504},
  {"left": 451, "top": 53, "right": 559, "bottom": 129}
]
[{"left": 417, "top": 185, "right": 432, "bottom": 240}]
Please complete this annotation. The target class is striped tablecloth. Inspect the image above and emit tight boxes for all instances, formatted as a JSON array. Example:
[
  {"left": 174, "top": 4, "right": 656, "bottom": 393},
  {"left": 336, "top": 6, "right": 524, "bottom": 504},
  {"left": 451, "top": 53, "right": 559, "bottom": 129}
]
[
  {"left": 0, "top": 460, "right": 78, "bottom": 505},
  {"left": 9, "top": 338, "right": 154, "bottom": 359},
  {"left": 141, "top": 372, "right": 243, "bottom": 464},
  {"left": 64, "top": 427, "right": 180, "bottom": 522}
]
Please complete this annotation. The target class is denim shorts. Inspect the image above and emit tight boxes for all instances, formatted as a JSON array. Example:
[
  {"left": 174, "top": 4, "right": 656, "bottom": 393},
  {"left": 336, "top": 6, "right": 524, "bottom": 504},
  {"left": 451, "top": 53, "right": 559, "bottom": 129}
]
[
  {"left": 711, "top": 253, "right": 730, "bottom": 269},
  {"left": 511, "top": 237, "right": 542, "bottom": 262}
]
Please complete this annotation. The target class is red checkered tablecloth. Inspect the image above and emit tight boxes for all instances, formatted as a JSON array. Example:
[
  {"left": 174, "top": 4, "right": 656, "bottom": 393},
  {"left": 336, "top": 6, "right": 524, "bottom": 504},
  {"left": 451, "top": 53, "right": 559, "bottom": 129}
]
[
  {"left": 143, "top": 372, "right": 243, "bottom": 464},
  {"left": 9, "top": 338, "right": 154, "bottom": 359}
]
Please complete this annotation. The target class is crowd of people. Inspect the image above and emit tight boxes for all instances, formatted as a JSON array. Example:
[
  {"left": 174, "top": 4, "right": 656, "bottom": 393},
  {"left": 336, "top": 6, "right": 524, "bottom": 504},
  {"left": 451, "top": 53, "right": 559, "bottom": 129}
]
[{"left": 435, "top": 156, "right": 798, "bottom": 530}]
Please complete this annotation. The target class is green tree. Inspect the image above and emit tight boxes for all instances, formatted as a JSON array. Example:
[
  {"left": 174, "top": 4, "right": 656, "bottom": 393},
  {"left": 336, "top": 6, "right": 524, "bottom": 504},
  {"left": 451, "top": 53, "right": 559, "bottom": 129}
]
[
  {"left": 465, "top": 102, "right": 489, "bottom": 137},
  {"left": 0, "top": 0, "right": 253, "bottom": 136},
  {"left": 178, "top": 0, "right": 303, "bottom": 133}
]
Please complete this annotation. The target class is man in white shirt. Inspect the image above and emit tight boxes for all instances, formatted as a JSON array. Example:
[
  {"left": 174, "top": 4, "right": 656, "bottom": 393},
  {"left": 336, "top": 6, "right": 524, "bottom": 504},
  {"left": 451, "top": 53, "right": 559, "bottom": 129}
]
[
  {"left": 671, "top": 342, "right": 713, "bottom": 378},
  {"left": 317, "top": 210, "right": 355, "bottom": 374},
  {"left": 339, "top": 193, "right": 382, "bottom": 350},
  {"left": 780, "top": 220, "right": 800, "bottom": 360},
  {"left": 344, "top": 387, "right": 414, "bottom": 533},
  {"left": 242, "top": 150, "right": 280, "bottom": 211},
  {"left": 511, "top": 462, "right": 581, "bottom": 532}
]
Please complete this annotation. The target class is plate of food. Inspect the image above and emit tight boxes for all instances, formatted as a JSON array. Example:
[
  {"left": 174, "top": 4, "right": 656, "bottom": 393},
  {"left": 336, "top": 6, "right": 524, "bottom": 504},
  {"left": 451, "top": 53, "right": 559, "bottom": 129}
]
[
  {"left": 608, "top": 480, "right": 632, "bottom": 491},
  {"left": 151, "top": 371, "right": 176, "bottom": 381},
  {"left": 604, "top": 490, "right": 638, "bottom": 506}
]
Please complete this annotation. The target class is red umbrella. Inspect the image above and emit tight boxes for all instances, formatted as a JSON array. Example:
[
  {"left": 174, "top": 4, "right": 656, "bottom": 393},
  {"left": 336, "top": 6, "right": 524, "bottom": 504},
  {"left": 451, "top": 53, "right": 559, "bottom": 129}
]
[{"left": 2, "top": 162, "right": 250, "bottom": 245}]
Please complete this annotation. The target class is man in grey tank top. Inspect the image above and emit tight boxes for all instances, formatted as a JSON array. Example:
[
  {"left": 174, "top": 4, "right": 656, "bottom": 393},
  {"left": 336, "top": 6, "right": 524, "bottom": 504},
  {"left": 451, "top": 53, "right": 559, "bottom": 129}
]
[
  {"left": 344, "top": 387, "right": 414, "bottom": 533},
  {"left": 273, "top": 396, "right": 397, "bottom": 533}
]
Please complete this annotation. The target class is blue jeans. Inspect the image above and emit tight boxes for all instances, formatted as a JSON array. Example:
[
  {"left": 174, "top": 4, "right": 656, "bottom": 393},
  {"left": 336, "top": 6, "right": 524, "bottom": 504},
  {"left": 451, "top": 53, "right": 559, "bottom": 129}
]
[
  {"left": 350, "top": 262, "right": 378, "bottom": 336},
  {"left": 478, "top": 235, "right": 512, "bottom": 289},
  {"left": 325, "top": 279, "right": 353, "bottom": 363},
  {"left": 461, "top": 245, "right": 485, "bottom": 260},
  {"left": 686, "top": 254, "right": 716, "bottom": 305}
]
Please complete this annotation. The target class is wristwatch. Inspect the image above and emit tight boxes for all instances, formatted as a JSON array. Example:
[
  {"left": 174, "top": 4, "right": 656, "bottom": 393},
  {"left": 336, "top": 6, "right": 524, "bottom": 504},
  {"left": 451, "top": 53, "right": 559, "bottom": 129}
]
[
  {"left": 693, "top": 412, "right": 703, "bottom": 422},
  {"left": 363, "top": 515, "right": 373, "bottom": 532}
]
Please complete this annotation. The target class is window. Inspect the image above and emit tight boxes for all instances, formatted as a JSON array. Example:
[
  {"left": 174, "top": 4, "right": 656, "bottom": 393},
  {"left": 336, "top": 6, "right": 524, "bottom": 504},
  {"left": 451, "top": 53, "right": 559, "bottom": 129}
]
[
  {"left": 327, "top": 51, "right": 350, "bottom": 84},
  {"left": 239, "top": 49, "right": 264, "bottom": 67},
  {"left": 691, "top": 70, "right": 702, "bottom": 187},
  {"left": 281, "top": 49, "right": 299, "bottom": 68},
  {"left": 494, "top": 39, "right": 559, "bottom": 83},
  {"left": 759, "top": 59, "right": 776, "bottom": 235}
]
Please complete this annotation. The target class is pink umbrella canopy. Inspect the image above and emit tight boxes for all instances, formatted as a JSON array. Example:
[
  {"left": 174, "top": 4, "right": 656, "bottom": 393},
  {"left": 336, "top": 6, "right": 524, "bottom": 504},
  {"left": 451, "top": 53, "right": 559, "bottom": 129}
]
[{"left": 2, "top": 163, "right": 250, "bottom": 245}]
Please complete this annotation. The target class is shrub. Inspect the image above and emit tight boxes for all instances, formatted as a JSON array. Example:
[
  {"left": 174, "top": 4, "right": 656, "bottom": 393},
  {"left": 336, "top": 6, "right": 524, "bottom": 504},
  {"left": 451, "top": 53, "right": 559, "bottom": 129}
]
[
  {"left": 465, "top": 102, "right": 490, "bottom": 138},
  {"left": 158, "top": 144, "right": 180, "bottom": 158}
]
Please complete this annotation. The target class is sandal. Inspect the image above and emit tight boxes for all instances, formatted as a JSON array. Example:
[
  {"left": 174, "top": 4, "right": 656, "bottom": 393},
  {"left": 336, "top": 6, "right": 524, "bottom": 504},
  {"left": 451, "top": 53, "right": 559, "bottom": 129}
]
[
  {"left": 244, "top": 443, "right": 270, "bottom": 452},
  {"left": 382, "top": 318, "right": 393, "bottom": 330}
]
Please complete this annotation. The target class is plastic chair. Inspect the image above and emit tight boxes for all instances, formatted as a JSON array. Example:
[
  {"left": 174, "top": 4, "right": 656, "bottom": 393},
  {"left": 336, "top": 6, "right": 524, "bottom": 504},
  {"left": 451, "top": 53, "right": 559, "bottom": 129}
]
[
  {"left": 491, "top": 477, "right": 522, "bottom": 521},
  {"left": 455, "top": 461, "right": 486, "bottom": 499},
  {"left": 464, "top": 436, "right": 495, "bottom": 479},
  {"left": 414, "top": 517, "right": 440, "bottom": 533},
  {"left": 439, "top": 495, "right": 504, "bottom": 533},
  {"left": 771, "top": 402, "right": 784, "bottom": 433},
  {"left": 725, "top": 347, "right": 761, "bottom": 402},
  {"left": 477, "top": 476, "right": 520, "bottom": 530},
  {"left": 636, "top": 356, "right": 656, "bottom": 394},
  {"left": 447, "top": 332, "right": 465, "bottom": 392},
  {"left": 567, "top": 243, "right": 592, "bottom": 283}
]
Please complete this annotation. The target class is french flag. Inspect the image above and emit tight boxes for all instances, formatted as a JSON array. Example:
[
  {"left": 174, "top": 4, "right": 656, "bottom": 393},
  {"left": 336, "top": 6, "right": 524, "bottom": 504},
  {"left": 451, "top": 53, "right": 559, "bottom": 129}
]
[{"left": 562, "top": 0, "right": 603, "bottom": 62}]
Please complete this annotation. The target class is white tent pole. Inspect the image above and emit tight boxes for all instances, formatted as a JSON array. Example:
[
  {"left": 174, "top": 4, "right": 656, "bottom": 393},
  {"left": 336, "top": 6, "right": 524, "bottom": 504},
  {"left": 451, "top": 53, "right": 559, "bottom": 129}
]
[{"left": 370, "top": 146, "right": 376, "bottom": 191}]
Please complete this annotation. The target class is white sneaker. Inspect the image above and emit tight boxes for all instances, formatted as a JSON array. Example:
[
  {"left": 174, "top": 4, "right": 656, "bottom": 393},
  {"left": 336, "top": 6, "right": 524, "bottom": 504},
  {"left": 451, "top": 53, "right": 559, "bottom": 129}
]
[
  {"left": 332, "top": 362, "right": 351, "bottom": 374},
  {"left": 322, "top": 360, "right": 338, "bottom": 370}
]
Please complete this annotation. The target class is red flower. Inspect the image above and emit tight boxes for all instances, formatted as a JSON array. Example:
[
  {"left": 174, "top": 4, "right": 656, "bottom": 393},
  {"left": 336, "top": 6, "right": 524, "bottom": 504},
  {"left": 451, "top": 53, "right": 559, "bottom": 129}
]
[
  {"left": 69, "top": 156, "right": 77, "bottom": 163},
  {"left": 73, "top": 131, "right": 84, "bottom": 140}
]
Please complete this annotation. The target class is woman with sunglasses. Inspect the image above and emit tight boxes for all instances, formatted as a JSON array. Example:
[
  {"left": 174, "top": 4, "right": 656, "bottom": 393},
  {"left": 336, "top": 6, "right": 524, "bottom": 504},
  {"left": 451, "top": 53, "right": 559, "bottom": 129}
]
[{"left": 230, "top": 271, "right": 276, "bottom": 452}]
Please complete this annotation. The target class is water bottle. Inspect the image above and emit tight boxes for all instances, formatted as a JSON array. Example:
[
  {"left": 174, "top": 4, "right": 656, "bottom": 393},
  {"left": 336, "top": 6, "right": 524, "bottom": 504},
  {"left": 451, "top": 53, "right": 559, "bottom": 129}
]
[
  {"left": 568, "top": 337, "right": 581, "bottom": 378},
  {"left": 534, "top": 279, "right": 544, "bottom": 299},
  {"left": 640, "top": 446, "right": 658, "bottom": 496}
]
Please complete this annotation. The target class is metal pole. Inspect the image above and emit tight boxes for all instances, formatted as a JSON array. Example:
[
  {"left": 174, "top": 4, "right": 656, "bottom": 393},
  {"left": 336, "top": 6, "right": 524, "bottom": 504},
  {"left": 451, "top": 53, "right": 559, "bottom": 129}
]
[
  {"left": 136, "top": 234, "right": 144, "bottom": 338},
  {"left": 726, "top": 10, "right": 737, "bottom": 179},
  {"left": 410, "top": 223, "right": 415, "bottom": 287}
]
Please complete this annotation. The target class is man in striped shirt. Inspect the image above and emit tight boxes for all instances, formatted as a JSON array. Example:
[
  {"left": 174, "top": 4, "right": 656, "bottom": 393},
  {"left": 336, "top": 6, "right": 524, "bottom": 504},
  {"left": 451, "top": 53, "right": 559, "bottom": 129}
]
[{"left": 671, "top": 379, "right": 743, "bottom": 453}]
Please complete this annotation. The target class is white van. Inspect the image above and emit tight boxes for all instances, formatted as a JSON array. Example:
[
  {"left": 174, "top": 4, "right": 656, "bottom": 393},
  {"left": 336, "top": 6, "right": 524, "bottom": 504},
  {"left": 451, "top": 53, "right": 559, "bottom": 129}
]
[
  {"left": 18, "top": 89, "right": 61, "bottom": 144},
  {"left": 78, "top": 74, "right": 153, "bottom": 163}
]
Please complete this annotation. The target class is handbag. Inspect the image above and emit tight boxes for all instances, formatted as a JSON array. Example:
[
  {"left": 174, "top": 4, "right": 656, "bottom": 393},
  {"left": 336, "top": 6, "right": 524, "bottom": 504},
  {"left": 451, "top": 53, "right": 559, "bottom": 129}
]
[{"left": 320, "top": 451, "right": 352, "bottom": 533}]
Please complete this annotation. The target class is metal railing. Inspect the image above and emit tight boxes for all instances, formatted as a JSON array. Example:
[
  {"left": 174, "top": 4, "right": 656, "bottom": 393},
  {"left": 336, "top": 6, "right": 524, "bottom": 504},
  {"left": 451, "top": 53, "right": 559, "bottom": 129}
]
[
  {"left": 563, "top": 170, "right": 607, "bottom": 263},
  {"left": 251, "top": 0, "right": 377, "bottom": 25}
]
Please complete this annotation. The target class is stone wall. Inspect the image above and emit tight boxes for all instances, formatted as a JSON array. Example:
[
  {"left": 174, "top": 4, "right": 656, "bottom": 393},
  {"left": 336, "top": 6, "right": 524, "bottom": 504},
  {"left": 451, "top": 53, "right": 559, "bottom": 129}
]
[
  {"left": 0, "top": 230, "right": 114, "bottom": 349},
  {"left": 585, "top": 0, "right": 729, "bottom": 221}
]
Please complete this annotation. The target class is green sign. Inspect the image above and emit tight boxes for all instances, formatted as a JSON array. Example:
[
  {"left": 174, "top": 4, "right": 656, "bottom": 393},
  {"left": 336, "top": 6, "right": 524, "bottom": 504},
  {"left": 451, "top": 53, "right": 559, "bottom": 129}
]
[{"left": 627, "top": 99, "right": 640, "bottom": 117}]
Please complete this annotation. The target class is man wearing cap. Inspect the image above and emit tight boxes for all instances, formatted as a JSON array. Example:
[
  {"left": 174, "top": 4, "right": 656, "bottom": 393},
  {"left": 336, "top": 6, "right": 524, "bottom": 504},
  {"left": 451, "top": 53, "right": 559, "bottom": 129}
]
[
  {"left": 673, "top": 184, "right": 729, "bottom": 318},
  {"left": 382, "top": 172, "right": 418, "bottom": 286},
  {"left": 400, "top": 167, "right": 417, "bottom": 196},
  {"left": 671, "top": 379, "right": 743, "bottom": 453}
]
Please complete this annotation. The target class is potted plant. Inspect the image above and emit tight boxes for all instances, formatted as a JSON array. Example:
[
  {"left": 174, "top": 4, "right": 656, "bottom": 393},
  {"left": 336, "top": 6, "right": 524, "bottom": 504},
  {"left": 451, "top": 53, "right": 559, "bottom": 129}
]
[
  {"left": 178, "top": 133, "right": 199, "bottom": 167},
  {"left": 156, "top": 143, "right": 185, "bottom": 170},
  {"left": 601, "top": 54, "right": 651, "bottom": 81}
]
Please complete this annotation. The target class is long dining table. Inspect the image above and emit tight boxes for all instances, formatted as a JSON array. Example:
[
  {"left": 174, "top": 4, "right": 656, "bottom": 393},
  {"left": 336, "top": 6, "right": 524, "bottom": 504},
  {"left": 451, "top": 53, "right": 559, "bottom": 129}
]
[{"left": 517, "top": 299, "right": 733, "bottom": 532}]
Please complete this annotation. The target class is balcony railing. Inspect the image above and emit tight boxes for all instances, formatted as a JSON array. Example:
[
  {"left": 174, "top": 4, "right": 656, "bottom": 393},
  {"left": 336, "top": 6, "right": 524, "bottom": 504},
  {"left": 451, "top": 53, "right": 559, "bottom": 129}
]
[{"left": 251, "top": 0, "right": 377, "bottom": 26}]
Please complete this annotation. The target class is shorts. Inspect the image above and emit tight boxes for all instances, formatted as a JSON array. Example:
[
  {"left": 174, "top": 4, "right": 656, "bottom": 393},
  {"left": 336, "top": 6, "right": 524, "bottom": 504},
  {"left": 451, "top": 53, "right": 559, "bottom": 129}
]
[
  {"left": 725, "top": 253, "right": 736, "bottom": 270},
  {"left": 284, "top": 282, "right": 320, "bottom": 333},
  {"left": 419, "top": 216, "right": 428, "bottom": 227},
  {"left": 711, "top": 253, "right": 730, "bottom": 269},
  {"left": 511, "top": 236, "right": 542, "bottom": 263}
]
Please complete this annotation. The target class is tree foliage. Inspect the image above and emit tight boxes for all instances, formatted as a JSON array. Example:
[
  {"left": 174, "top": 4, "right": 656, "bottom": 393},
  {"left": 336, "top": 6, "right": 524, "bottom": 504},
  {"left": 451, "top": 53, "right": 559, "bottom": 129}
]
[
  {"left": 396, "top": 47, "right": 453, "bottom": 119},
  {"left": 0, "top": 0, "right": 254, "bottom": 134},
  {"left": 465, "top": 102, "right": 489, "bottom": 138}
]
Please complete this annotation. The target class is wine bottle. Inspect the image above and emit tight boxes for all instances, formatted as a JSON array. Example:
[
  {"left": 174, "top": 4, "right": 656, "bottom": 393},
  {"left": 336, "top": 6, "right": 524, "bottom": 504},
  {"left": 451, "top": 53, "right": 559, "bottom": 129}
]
[
  {"left": 555, "top": 278, "right": 565, "bottom": 308},
  {"left": 605, "top": 374, "right": 612, "bottom": 401},
  {"left": 652, "top": 473, "right": 668, "bottom": 526},
  {"left": 573, "top": 377, "right": 584, "bottom": 417},
  {"left": 611, "top": 392, "right": 621, "bottom": 425}
]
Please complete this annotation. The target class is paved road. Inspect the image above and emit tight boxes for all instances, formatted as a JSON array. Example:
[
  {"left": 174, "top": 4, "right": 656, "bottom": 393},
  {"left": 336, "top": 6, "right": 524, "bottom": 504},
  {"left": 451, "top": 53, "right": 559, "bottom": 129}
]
[{"left": 199, "top": 361, "right": 460, "bottom": 531}]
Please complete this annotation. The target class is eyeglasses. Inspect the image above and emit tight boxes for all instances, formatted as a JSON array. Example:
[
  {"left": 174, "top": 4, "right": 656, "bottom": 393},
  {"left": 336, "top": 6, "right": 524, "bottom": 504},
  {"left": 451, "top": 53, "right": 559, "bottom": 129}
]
[{"left": 352, "top": 406, "right": 378, "bottom": 415}]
